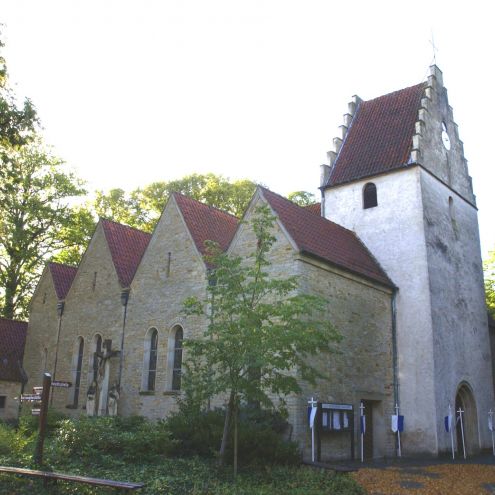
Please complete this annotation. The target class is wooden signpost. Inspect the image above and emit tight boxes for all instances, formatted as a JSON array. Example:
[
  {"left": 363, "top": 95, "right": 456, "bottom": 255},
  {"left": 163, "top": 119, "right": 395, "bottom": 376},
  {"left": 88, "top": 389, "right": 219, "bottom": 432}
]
[{"left": 33, "top": 372, "right": 51, "bottom": 465}]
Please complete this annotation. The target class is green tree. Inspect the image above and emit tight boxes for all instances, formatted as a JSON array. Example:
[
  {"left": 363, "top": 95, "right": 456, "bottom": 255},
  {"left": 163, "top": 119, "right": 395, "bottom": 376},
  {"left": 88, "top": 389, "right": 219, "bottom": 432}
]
[
  {"left": 484, "top": 248, "right": 495, "bottom": 318},
  {"left": 287, "top": 190, "right": 317, "bottom": 207},
  {"left": 0, "top": 32, "right": 38, "bottom": 149},
  {"left": 0, "top": 140, "right": 86, "bottom": 318},
  {"left": 183, "top": 205, "right": 341, "bottom": 471}
]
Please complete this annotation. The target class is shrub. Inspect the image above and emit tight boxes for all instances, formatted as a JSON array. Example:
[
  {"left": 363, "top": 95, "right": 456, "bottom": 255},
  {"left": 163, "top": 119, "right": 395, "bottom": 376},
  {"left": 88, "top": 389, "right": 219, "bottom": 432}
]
[
  {"left": 166, "top": 406, "right": 300, "bottom": 465},
  {"left": 18, "top": 407, "right": 68, "bottom": 436},
  {"left": 55, "top": 416, "right": 174, "bottom": 461}
]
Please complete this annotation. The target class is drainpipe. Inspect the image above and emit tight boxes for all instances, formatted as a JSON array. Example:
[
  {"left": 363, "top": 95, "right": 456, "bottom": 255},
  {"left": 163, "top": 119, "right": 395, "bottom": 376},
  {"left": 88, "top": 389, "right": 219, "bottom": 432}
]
[
  {"left": 118, "top": 289, "right": 130, "bottom": 387},
  {"left": 391, "top": 289, "right": 399, "bottom": 407},
  {"left": 51, "top": 301, "right": 65, "bottom": 405}
]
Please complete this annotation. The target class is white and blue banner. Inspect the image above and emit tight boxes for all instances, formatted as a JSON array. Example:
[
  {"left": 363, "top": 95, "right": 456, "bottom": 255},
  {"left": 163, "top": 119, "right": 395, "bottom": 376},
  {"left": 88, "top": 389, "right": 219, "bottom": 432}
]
[
  {"left": 308, "top": 406, "right": 317, "bottom": 429},
  {"left": 444, "top": 414, "right": 453, "bottom": 433},
  {"left": 391, "top": 415, "right": 404, "bottom": 433},
  {"left": 360, "top": 415, "right": 366, "bottom": 434}
]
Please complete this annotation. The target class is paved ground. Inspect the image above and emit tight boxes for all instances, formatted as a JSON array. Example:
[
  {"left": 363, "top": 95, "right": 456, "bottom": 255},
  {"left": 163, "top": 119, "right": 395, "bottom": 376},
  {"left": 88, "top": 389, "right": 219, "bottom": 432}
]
[{"left": 351, "top": 454, "right": 495, "bottom": 494}]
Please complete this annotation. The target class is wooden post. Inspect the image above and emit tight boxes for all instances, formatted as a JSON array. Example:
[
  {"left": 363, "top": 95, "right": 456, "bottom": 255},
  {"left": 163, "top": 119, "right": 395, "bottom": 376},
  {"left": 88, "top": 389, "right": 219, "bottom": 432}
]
[{"left": 34, "top": 372, "right": 51, "bottom": 466}]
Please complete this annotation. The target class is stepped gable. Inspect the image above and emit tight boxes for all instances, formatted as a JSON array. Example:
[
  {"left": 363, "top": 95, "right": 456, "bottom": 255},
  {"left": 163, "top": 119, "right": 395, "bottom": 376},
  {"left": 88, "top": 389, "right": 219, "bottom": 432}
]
[
  {"left": 48, "top": 262, "right": 78, "bottom": 300},
  {"left": 0, "top": 318, "right": 28, "bottom": 383},
  {"left": 305, "top": 203, "right": 321, "bottom": 216},
  {"left": 326, "top": 82, "right": 425, "bottom": 187},
  {"left": 173, "top": 193, "right": 239, "bottom": 258},
  {"left": 101, "top": 219, "right": 152, "bottom": 287},
  {"left": 261, "top": 188, "right": 393, "bottom": 287}
]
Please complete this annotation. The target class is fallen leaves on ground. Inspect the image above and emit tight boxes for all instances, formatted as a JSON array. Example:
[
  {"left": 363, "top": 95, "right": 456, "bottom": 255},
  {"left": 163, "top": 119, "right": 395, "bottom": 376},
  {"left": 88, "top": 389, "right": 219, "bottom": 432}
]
[{"left": 353, "top": 463, "right": 495, "bottom": 494}]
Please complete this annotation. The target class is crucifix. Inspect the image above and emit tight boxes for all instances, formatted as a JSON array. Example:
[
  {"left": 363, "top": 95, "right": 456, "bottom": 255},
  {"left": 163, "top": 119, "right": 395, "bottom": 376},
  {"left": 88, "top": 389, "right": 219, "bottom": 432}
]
[
  {"left": 429, "top": 32, "right": 439, "bottom": 66},
  {"left": 360, "top": 402, "right": 365, "bottom": 463}
]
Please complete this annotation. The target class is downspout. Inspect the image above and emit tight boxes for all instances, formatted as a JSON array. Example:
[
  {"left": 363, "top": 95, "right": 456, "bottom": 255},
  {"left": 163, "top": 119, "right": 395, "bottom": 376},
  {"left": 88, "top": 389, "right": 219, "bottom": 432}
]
[
  {"left": 51, "top": 301, "right": 65, "bottom": 405},
  {"left": 391, "top": 288, "right": 399, "bottom": 407},
  {"left": 118, "top": 289, "right": 130, "bottom": 388}
]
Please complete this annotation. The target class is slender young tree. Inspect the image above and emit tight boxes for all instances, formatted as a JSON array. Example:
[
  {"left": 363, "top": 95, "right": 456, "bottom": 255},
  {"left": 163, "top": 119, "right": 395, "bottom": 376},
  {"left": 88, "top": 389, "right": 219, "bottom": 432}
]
[{"left": 183, "top": 205, "right": 341, "bottom": 471}]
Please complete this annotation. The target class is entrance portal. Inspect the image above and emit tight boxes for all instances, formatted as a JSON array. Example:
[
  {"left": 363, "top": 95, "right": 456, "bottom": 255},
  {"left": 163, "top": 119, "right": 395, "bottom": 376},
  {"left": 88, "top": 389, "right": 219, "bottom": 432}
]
[{"left": 455, "top": 383, "right": 480, "bottom": 456}]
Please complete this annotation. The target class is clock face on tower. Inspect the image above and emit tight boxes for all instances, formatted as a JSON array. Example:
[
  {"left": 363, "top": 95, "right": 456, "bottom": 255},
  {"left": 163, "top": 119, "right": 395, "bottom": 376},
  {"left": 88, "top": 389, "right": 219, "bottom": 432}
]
[{"left": 442, "top": 122, "right": 451, "bottom": 150}]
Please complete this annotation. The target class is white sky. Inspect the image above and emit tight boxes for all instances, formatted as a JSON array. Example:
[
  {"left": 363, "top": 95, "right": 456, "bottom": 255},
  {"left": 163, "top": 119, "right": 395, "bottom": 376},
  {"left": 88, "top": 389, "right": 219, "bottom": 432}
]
[{"left": 2, "top": 0, "right": 494, "bottom": 258}]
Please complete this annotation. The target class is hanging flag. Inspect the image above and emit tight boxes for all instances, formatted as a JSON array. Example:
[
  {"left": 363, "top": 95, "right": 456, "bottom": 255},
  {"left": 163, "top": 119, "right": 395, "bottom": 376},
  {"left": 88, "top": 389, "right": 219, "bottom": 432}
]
[
  {"left": 444, "top": 414, "right": 453, "bottom": 432},
  {"left": 360, "top": 415, "right": 366, "bottom": 434},
  {"left": 489, "top": 414, "right": 493, "bottom": 432},
  {"left": 309, "top": 406, "right": 317, "bottom": 429},
  {"left": 391, "top": 414, "right": 398, "bottom": 433},
  {"left": 397, "top": 415, "right": 404, "bottom": 433}
]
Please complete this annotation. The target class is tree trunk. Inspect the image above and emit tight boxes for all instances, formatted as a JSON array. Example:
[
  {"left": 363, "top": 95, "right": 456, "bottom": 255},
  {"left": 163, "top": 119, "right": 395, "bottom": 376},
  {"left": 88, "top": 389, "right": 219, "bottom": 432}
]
[
  {"left": 2, "top": 276, "right": 17, "bottom": 319},
  {"left": 233, "top": 402, "right": 238, "bottom": 478},
  {"left": 219, "top": 390, "right": 235, "bottom": 466}
]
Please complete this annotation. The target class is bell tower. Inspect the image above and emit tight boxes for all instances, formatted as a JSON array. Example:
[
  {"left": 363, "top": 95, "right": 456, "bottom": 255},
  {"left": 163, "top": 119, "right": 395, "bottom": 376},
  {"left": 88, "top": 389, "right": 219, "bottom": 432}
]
[{"left": 321, "top": 65, "right": 494, "bottom": 456}]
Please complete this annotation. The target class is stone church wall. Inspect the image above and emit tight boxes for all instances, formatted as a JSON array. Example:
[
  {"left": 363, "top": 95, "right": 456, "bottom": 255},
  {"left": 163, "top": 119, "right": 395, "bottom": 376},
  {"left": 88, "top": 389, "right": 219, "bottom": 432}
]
[
  {"left": 324, "top": 167, "right": 439, "bottom": 455},
  {"left": 420, "top": 169, "right": 494, "bottom": 453},
  {"left": 0, "top": 381, "right": 22, "bottom": 420},
  {"left": 24, "top": 268, "right": 60, "bottom": 394},
  {"left": 50, "top": 224, "right": 125, "bottom": 416},
  {"left": 121, "top": 198, "right": 209, "bottom": 419}
]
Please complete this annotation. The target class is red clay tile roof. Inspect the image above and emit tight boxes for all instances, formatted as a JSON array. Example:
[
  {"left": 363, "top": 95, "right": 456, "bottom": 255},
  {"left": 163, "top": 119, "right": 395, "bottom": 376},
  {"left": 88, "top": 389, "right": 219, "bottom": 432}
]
[
  {"left": 173, "top": 193, "right": 239, "bottom": 258},
  {"left": 305, "top": 203, "right": 321, "bottom": 216},
  {"left": 101, "top": 219, "right": 152, "bottom": 287},
  {"left": 48, "top": 262, "right": 78, "bottom": 300},
  {"left": 326, "top": 83, "right": 426, "bottom": 187},
  {"left": 0, "top": 318, "right": 28, "bottom": 383},
  {"left": 261, "top": 188, "right": 393, "bottom": 287}
]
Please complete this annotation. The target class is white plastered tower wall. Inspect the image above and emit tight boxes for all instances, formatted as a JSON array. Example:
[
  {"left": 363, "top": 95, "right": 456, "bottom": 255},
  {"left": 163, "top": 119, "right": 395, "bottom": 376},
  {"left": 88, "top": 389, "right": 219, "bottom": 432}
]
[{"left": 323, "top": 65, "right": 494, "bottom": 455}]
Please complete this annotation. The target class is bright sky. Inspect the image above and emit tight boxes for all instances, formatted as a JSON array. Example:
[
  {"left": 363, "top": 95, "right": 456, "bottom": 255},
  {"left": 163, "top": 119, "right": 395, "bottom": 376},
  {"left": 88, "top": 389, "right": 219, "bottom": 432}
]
[{"left": 2, "top": 1, "right": 494, "bottom": 257}]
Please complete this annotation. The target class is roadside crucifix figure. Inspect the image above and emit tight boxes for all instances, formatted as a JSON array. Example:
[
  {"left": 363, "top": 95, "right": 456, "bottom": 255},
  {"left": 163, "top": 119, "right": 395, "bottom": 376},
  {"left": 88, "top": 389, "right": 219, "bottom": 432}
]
[
  {"left": 94, "top": 340, "right": 120, "bottom": 416},
  {"left": 107, "top": 384, "right": 120, "bottom": 416},
  {"left": 86, "top": 380, "right": 97, "bottom": 416}
]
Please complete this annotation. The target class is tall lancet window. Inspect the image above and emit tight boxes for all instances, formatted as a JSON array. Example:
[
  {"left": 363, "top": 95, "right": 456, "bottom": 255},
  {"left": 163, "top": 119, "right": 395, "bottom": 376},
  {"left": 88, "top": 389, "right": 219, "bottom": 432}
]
[
  {"left": 148, "top": 329, "right": 158, "bottom": 391},
  {"left": 363, "top": 182, "right": 378, "bottom": 209},
  {"left": 172, "top": 327, "right": 183, "bottom": 391},
  {"left": 71, "top": 337, "right": 84, "bottom": 407}
]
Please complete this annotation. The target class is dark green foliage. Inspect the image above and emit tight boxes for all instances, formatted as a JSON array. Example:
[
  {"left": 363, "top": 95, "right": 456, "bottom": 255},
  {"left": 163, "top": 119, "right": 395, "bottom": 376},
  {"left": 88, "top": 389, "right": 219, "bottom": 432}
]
[
  {"left": 18, "top": 407, "right": 68, "bottom": 436},
  {"left": 54, "top": 416, "right": 174, "bottom": 462},
  {"left": 166, "top": 406, "right": 301, "bottom": 465}
]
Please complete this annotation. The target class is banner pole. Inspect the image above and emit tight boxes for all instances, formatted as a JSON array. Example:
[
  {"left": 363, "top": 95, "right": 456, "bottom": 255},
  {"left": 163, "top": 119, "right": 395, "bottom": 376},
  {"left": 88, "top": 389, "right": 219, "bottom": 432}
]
[
  {"left": 458, "top": 407, "right": 466, "bottom": 459},
  {"left": 395, "top": 403, "right": 402, "bottom": 457},
  {"left": 489, "top": 410, "right": 495, "bottom": 456},
  {"left": 449, "top": 403, "right": 455, "bottom": 460},
  {"left": 360, "top": 402, "right": 364, "bottom": 463}
]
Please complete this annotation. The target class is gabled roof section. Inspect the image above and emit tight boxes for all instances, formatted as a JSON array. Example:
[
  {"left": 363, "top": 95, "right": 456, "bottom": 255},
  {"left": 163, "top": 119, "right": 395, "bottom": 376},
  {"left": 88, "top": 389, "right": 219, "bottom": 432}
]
[
  {"left": 0, "top": 318, "right": 28, "bottom": 383},
  {"left": 326, "top": 83, "right": 426, "bottom": 187},
  {"left": 48, "top": 262, "right": 78, "bottom": 300},
  {"left": 173, "top": 193, "right": 239, "bottom": 258},
  {"left": 305, "top": 203, "right": 321, "bottom": 216},
  {"left": 101, "top": 219, "right": 152, "bottom": 287},
  {"left": 261, "top": 187, "right": 393, "bottom": 287}
]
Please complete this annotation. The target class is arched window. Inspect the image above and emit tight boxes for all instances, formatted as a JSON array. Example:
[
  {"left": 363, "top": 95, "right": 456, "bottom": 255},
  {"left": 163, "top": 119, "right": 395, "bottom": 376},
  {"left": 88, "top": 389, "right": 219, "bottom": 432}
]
[
  {"left": 363, "top": 183, "right": 377, "bottom": 209},
  {"left": 172, "top": 327, "right": 183, "bottom": 391},
  {"left": 71, "top": 337, "right": 84, "bottom": 407},
  {"left": 142, "top": 328, "right": 158, "bottom": 391}
]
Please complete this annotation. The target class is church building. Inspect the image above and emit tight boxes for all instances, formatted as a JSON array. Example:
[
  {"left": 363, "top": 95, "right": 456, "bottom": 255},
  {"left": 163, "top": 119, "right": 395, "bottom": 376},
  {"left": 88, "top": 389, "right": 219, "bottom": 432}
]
[{"left": 22, "top": 65, "right": 494, "bottom": 460}]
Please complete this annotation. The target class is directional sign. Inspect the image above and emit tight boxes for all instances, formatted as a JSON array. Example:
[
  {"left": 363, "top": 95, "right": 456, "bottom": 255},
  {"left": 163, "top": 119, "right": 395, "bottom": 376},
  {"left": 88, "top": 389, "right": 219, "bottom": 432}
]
[
  {"left": 32, "top": 409, "right": 41, "bottom": 416},
  {"left": 51, "top": 381, "right": 72, "bottom": 388},
  {"left": 33, "top": 387, "right": 43, "bottom": 394},
  {"left": 21, "top": 394, "right": 42, "bottom": 402}
]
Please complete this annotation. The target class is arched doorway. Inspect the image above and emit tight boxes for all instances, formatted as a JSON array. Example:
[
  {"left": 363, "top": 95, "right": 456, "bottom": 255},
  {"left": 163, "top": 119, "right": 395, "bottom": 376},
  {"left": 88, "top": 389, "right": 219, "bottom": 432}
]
[{"left": 455, "top": 383, "right": 480, "bottom": 456}]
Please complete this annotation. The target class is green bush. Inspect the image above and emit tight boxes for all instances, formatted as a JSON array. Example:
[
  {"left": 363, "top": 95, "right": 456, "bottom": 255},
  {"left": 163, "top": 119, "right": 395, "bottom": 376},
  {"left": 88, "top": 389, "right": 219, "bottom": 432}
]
[
  {"left": 18, "top": 407, "right": 68, "bottom": 436},
  {"left": 0, "top": 422, "right": 16, "bottom": 455},
  {"left": 166, "top": 406, "right": 300, "bottom": 465},
  {"left": 55, "top": 415, "right": 174, "bottom": 461}
]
